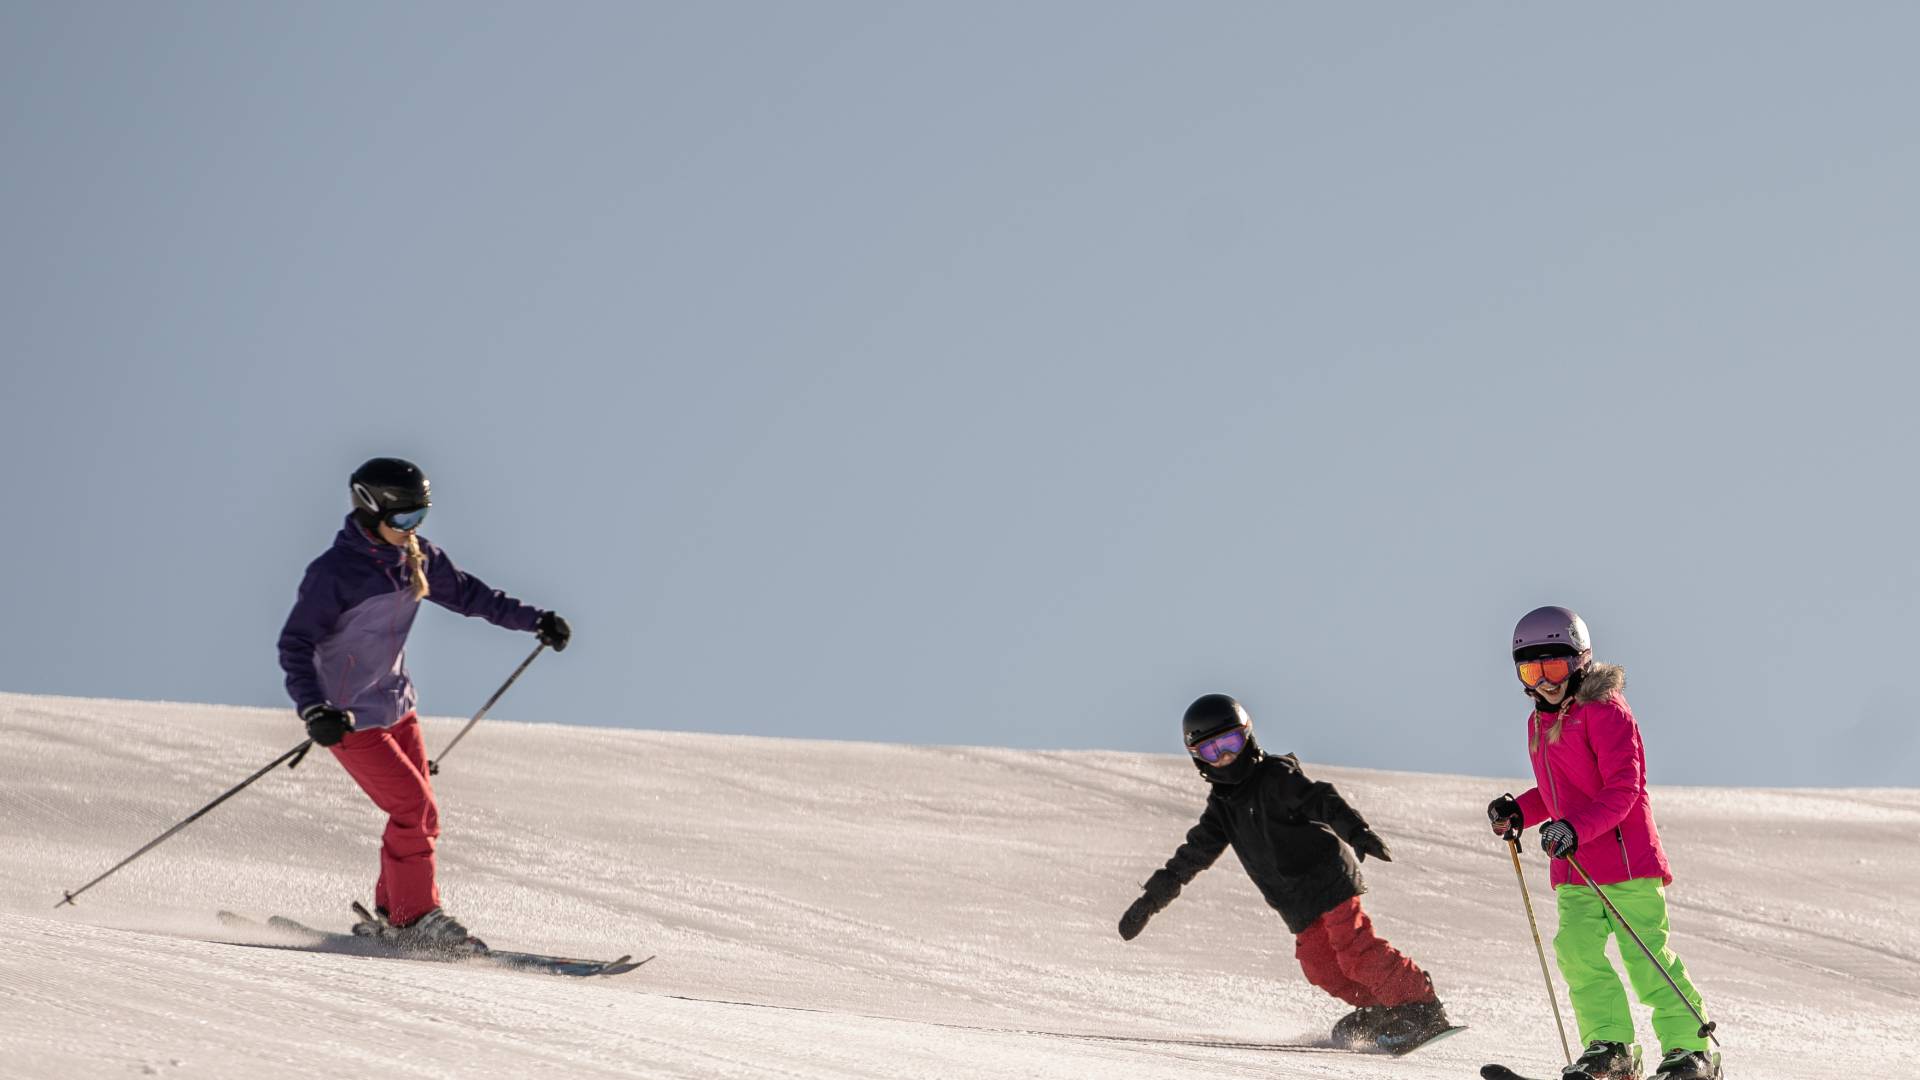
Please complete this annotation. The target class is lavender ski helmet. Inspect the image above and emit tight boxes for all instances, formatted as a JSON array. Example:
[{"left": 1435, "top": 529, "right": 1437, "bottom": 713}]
[{"left": 1511, "top": 606, "right": 1590, "bottom": 659}]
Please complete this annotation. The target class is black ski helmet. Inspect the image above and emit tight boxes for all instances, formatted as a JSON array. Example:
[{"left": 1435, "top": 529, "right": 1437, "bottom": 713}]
[
  {"left": 1182, "top": 693, "right": 1251, "bottom": 747},
  {"left": 349, "top": 457, "right": 431, "bottom": 529},
  {"left": 1182, "top": 693, "right": 1262, "bottom": 784}
]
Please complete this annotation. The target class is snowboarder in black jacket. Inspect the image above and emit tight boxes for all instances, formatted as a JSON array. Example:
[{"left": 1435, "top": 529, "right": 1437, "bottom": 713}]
[{"left": 1118, "top": 694, "right": 1452, "bottom": 1051}]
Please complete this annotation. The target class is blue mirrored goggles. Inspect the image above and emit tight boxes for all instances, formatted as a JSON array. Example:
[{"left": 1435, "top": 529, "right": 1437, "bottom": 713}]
[
  {"left": 1187, "top": 727, "right": 1248, "bottom": 764},
  {"left": 383, "top": 506, "right": 430, "bottom": 532}
]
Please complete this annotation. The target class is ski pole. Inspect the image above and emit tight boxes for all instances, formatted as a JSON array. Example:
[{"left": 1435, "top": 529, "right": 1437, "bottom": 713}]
[
  {"left": 56, "top": 739, "right": 314, "bottom": 908},
  {"left": 428, "top": 642, "right": 545, "bottom": 775},
  {"left": 1506, "top": 835, "right": 1573, "bottom": 1065},
  {"left": 1566, "top": 853, "right": 1719, "bottom": 1046}
]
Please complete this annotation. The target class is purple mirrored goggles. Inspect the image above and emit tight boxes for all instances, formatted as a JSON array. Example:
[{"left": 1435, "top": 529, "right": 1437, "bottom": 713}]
[{"left": 1187, "top": 727, "right": 1248, "bottom": 764}]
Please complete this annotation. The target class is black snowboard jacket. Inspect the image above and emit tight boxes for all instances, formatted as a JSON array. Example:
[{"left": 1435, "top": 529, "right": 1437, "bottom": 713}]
[{"left": 1153, "top": 751, "right": 1375, "bottom": 934}]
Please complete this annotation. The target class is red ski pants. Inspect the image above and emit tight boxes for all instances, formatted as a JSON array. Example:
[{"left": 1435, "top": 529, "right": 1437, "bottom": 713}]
[
  {"left": 1293, "top": 897, "right": 1433, "bottom": 1007},
  {"left": 330, "top": 714, "right": 440, "bottom": 926}
]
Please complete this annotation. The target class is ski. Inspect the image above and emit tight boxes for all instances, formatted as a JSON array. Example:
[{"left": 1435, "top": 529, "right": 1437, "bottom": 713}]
[
  {"left": 217, "top": 910, "right": 652, "bottom": 977},
  {"left": 1033, "top": 1032, "right": 1349, "bottom": 1054},
  {"left": 1485, "top": 1041, "right": 1629, "bottom": 1080},
  {"left": 1483, "top": 1050, "right": 1720, "bottom": 1080}
]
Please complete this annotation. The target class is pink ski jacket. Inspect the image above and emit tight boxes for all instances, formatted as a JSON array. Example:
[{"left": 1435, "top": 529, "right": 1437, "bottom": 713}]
[{"left": 1512, "top": 663, "right": 1673, "bottom": 889}]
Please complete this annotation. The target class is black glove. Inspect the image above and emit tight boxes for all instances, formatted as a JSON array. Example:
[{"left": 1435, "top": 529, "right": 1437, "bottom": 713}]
[
  {"left": 1118, "top": 869, "right": 1181, "bottom": 940},
  {"left": 536, "top": 611, "right": 571, "bottom": 652},
  {"left": 1351, "top": 829, "right": 1392, "bottom": 863},
  {"left": 301, "top": 704, "right": 353, "bottom": 747},
  {"left": 1540, "top": 819, "right": 1579, "bottom": 860},
  {"left": 1488, "top": 793, "right": 1523, "bottom": 841}
]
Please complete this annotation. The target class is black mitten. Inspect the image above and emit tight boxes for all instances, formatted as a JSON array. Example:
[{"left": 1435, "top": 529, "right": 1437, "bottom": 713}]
[
  {"left": 301, "top": 704, "right": 353, "bottom": 747},
  {"left": 1488, "top": 793, "right": 1523, "bottom": 841},
  {"left": 1351, "top": 829, "right": 1392, "bottom": 862},
  {"left": 1118, "top": 869, "right": 1182, "bottom": 940},
  {"left": 536, "top": 611, "right": 572, "bottom": 651}
]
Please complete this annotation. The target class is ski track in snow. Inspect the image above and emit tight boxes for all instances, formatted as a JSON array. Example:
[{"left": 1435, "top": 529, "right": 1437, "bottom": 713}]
[{"left": 0, "top": 692, "right": 1913, "bottom": 1079}]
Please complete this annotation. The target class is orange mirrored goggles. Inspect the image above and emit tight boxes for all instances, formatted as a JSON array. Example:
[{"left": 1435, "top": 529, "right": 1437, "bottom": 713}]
[{"left": 1515, "top": 656, "right": 1578, "bottom": 688}]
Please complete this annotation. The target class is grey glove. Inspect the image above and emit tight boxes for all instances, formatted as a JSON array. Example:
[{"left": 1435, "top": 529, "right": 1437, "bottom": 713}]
[{"left": 1540, "top": 819, "right": 1579, "bottom": 860}]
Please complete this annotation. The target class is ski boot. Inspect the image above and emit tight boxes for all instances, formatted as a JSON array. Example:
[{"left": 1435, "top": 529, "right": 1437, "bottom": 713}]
[
  {"left": 1372, "top": 997, "right": 1453, "bottom": 1053},
  {"left": 1562, "top": 1040, "right": 1641, "bottom": 1080},
  {"left": 383, "top": 907, "right": 488, "bottom": 955},
  {"left": 1653, "top": 1049, "right": 1722, "bottom": 1079},
  {"left": 1331, "top": 1005, "right": 1387, "bottom": 1046}
]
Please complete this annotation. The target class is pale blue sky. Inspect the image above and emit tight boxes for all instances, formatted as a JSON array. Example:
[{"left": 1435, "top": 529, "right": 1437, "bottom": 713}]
[{"left": 4, "top": 3, "right": 1916, "bottom": 786}]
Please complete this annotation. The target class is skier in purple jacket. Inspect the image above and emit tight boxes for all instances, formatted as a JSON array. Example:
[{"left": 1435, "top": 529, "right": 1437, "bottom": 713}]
[{"left": 278, "top": 457, "right": 570, "bottom": 951}]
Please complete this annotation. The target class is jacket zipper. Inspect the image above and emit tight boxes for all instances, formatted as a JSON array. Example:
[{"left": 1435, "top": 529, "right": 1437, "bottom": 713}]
[
  {"left": 1535, "top": 708, "right": 1573, "bottom": 886},
  {"left": 1541, "top": 704, "right": 1636, "bottom": 882},
  {"left": 1536, "top": 710, "right": 1563, "bottom": 818}
]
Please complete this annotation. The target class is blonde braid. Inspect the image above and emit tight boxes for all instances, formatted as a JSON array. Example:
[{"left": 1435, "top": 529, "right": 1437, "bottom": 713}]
[
  {"left": 404, "top": 532, "right": 430, "bottom": 601},
  {"left": 1528, "top": 707, "right": 1566, "bottom": 754}
]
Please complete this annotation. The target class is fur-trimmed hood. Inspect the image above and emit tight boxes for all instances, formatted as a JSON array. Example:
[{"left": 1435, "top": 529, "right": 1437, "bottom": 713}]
[{"left": 1573, "top": 661, "right": 1625, "bottom": 704}]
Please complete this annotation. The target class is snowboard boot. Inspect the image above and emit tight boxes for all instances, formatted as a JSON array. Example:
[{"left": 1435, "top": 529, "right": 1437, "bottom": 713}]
[
  {"left": 1372, "top": 997, "right": 1453, "bottom": 1052},
  {"left": 1331, "top": 1005, "right": 1387, "bottom": 1046},
  {"left": 383, "top": 907, "right": 488, "bottom": 955},
  {"left": 1563, "top": 1040, "right": 1640, "bottom": 1080},
  {"left": 1653, "top": 1049, "right": 1721, "bottom": 1079}
]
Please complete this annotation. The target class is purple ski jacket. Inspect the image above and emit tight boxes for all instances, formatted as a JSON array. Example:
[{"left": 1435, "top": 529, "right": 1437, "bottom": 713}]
[
  {"left": 1513, "top": 663, "right": 1674, "bottom": 889},
  {"left": 277, "top": 515, "right": 544, "bottom": 732}
]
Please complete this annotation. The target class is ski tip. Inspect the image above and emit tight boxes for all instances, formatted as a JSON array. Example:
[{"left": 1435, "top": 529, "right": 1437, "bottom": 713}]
[
  {"left": 597, "top": 954, "right": 656, "bottom": 976},
  {"left": 1480, "top": 1066, "right": 1542, "bottom": 1080}
]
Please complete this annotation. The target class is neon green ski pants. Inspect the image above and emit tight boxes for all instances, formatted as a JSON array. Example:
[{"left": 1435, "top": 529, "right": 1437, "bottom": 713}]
[{"left": 1555, "top": 878, "right": 1710, "bottom": 1054}]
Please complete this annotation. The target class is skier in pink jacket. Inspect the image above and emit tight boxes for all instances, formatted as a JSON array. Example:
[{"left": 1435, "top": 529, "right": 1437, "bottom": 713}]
[{"left": 1486, "top": 607, "right": 1719, "bottom": 1080}]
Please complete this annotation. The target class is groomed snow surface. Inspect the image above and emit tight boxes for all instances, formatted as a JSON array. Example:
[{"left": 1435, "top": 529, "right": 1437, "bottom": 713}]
[{"left": 1, "top": 693, "right": 1914, "bottom": 1079}]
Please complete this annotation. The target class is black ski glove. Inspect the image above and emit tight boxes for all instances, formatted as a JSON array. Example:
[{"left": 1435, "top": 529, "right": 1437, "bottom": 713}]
[
  {"left": 1351, "top": 829, "right": 1392, "bottom": 863},
  {"left": 301, "top": 704, "right": 353, "bottom": 747},
  {"left": 1540, "top": 819, "right": 1579, "bottom": 860},
  {"left": 536, "top": 611, "right": 572, "bottom": 652},
  {"left": 1488, "top": 793, "right": 1523, "bottom": 841},
  {"left": 1118, "top": 869, "right": 1181, "bottom": 940}
]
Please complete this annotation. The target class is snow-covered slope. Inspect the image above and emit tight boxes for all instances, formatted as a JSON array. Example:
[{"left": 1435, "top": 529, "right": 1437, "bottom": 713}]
[{"left": 1, "top": 693, "right": 1914, "bottom": 1079}]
